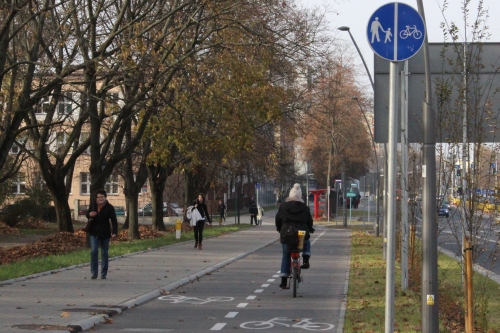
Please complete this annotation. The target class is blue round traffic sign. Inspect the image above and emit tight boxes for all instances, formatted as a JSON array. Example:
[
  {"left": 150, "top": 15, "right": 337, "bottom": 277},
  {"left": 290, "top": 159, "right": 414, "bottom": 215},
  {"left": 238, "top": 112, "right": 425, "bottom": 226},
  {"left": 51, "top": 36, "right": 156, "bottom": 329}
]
[{"left": 367, "top": 2, "right": 425, "bottom": 62}]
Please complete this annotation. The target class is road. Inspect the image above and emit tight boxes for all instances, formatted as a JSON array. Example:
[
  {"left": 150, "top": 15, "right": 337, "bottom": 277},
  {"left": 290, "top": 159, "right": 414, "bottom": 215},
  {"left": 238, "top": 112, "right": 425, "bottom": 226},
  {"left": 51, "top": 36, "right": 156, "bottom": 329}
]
[{"left": 89, "top": 227, "right": 351, "bottom": 332}]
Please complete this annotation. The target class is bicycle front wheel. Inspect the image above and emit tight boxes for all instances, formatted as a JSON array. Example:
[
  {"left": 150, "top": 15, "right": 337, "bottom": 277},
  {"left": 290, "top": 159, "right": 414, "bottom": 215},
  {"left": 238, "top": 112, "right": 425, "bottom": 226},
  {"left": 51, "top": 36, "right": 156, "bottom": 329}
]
[{"left": 292, "top": 265, "right": 298, "bottom": 297}]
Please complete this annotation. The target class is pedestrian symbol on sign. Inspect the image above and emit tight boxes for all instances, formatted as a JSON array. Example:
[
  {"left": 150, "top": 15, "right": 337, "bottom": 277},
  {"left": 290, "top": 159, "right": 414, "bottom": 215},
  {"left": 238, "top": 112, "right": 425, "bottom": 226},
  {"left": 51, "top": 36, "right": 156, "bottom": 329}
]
[{"left": 370, "top": 17, "right": 384, "bottom": 43}]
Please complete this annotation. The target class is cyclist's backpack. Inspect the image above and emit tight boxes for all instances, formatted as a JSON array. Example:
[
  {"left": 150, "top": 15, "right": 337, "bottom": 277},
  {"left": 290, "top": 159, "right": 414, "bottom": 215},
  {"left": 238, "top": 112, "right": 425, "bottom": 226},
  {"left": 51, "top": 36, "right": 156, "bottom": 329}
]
[{"left": 281, "top": 224, "right": 298, "bottom": 249}]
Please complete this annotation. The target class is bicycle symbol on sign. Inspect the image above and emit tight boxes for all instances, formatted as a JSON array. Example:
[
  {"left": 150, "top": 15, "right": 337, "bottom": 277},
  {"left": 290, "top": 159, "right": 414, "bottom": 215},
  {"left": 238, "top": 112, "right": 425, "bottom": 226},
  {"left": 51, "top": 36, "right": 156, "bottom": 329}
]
[
  {"left": 399, "top": 25, "right": 423, "bottom": 39},
  {"left": 158, "top": 295, "right": 234, "bottom": 305},
  {"left": 240, "top": 317, "right": 334, "bottom": 331}
]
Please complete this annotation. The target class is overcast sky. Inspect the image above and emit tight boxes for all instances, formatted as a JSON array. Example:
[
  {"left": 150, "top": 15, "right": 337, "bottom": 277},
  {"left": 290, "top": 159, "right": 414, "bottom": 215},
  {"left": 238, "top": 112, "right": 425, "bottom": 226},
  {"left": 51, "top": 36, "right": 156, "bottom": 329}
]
[{"left": 297, "top": 0, "right": 500, "bottom": 88}]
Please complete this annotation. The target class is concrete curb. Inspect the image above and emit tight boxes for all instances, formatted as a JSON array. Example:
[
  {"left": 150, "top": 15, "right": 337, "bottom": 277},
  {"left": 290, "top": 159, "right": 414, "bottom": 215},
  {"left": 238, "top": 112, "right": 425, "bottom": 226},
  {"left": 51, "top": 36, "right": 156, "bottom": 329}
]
[{"left": 68, "top": 237, "right": 278, "bottom": 331}]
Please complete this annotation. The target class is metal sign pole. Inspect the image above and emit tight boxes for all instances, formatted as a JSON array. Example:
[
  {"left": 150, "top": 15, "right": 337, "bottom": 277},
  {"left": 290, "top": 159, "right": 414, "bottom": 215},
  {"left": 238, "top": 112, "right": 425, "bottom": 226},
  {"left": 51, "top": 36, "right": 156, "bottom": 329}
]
[
  {"left": 401, "top": 60, "right": 409, "bottom": 290},
  {"left": 385, "top": 61, "right": 399, "bottom": 333}
]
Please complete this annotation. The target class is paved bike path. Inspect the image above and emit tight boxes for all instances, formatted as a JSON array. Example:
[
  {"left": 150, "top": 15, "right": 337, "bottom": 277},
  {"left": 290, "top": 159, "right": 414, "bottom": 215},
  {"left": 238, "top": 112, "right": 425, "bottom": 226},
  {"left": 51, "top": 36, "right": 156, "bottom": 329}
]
[{"left": 0, "top": 217, "right": 352, "bottom": 333}]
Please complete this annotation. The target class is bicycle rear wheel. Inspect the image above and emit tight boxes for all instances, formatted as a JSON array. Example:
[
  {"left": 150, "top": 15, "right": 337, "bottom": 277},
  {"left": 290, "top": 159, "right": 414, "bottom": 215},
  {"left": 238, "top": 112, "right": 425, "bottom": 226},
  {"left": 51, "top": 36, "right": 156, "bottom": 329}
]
[{"left": 292, "top": 265, "right": 298, "bottom": 297}]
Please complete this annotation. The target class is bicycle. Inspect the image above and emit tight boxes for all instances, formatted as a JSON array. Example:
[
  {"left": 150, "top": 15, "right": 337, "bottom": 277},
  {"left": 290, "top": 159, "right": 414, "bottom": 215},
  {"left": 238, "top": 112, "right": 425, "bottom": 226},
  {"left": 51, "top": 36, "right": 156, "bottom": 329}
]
[
  {"left": 283, "top": 230, "right": 306, "bottom": 297},
  {"left": 288, "top": 250, "right": 302, "bottom": 297},
  {"left": 399, "top": 25, "right": 423, "bottom": 39}
]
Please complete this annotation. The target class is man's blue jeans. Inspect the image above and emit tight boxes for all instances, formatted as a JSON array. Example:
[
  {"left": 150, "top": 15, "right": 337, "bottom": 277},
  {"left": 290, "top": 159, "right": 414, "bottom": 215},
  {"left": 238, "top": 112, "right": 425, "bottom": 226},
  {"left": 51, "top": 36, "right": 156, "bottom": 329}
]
[
  {"left": 280, "top": 239, "right": 311, "bottom": 277},
  {"left": 90, "top": 235, "right": 110, "bottom": 278}
]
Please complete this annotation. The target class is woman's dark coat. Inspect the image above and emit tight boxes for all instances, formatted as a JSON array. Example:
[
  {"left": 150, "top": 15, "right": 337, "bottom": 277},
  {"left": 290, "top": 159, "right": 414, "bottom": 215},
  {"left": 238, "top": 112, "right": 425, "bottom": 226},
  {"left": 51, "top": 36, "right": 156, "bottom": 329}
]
[{"left": 275, "top": 200, "right": 313, "bottom": 242}]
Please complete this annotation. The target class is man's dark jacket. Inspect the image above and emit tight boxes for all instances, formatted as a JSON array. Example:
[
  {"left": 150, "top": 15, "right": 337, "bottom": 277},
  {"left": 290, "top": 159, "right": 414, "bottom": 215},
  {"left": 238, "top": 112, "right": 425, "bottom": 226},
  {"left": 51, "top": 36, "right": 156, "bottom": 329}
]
[
  {"left": 275, "top": 200, "right": 313, "bottom": 242},
  {"left": 86, "top": 201, "right": 118, "bottom": 239}
]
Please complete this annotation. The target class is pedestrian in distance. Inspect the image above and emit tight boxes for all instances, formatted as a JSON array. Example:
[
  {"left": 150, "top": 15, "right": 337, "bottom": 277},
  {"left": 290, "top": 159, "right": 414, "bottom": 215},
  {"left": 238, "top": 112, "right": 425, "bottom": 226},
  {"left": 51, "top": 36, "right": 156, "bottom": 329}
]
[
  {"left": 86, "top": 189, "right": 118, "bottom": 280},
  {"left": 193, "top": 194, "right": 211, "bottom": 250},
  {"left": 249, "top": 200, "right": 258, "bottom": 225},
  {"left": 275, "top": 183, "right": 314, "bottom": 289},
  {"left": 217, "top": 199, "right": 226, "bottom": 226},
  {"left": 257, "top": 205, "right": 264, "bottom": 226}
]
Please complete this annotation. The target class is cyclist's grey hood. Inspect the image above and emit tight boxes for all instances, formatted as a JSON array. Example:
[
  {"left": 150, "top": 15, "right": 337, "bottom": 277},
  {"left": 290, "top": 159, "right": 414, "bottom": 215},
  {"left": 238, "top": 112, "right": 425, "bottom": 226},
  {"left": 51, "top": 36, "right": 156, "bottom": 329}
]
[{"left": 281, "top": 200, "right": 308, "bottom": 216}]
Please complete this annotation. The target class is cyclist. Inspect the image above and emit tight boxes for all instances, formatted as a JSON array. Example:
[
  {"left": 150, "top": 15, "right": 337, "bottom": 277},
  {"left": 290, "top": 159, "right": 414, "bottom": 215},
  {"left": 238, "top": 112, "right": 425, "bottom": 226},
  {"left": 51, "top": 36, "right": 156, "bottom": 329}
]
[{"left": 275, "top": 183, "right": 314, "bottom": 289}]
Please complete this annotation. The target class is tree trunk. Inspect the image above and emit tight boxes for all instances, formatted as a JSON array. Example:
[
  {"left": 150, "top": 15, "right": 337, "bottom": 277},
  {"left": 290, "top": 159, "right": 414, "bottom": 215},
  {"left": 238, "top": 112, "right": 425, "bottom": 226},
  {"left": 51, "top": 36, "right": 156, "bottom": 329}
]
[
  {"left": 148, "top": 164, "right": 172, "bottom": 231},
  {"left": 185, "top": 170, "right": 195, "bottom": 207},
  {"left": 52, "top": 190, "right": 74, "bottom": 232}
]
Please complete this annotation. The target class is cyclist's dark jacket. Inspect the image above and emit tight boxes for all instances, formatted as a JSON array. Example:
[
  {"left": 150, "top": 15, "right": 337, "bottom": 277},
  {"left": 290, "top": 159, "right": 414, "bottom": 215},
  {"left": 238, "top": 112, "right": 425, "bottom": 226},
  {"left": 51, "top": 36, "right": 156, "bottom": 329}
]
[{"left": 275, "top": 199, "right": 313, "bottom": 242}]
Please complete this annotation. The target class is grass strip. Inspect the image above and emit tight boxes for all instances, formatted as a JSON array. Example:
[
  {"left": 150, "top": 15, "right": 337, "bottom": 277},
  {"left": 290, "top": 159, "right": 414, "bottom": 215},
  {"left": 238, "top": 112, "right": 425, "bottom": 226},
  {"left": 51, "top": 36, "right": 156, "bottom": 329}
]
[
  {"left": 345, "top": 231, "right": 500, "bottom": 332},
  {"left": 0, "top": 224, "right": 251, "bottom": 282}
]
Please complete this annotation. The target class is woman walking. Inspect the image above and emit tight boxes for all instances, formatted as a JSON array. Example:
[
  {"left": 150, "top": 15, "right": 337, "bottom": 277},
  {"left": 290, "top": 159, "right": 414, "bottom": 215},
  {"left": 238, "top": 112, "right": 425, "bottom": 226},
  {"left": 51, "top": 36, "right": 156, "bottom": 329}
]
[
  {"left": 193, "top": 194, "right": 212, "bottom": 250},
  {"left": 217, "top": 199, "right": 226, "bottom": 225}
]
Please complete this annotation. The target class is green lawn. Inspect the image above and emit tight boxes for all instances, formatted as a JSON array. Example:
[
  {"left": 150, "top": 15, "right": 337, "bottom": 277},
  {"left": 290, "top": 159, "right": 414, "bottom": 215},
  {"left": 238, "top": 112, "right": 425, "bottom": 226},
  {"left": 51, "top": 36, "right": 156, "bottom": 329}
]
[
  {"left": 344, "top": 231, "right": 500, "bottom": 332},
  {"left": 0, "top": 224, "right": 252, "bottom": 282}
]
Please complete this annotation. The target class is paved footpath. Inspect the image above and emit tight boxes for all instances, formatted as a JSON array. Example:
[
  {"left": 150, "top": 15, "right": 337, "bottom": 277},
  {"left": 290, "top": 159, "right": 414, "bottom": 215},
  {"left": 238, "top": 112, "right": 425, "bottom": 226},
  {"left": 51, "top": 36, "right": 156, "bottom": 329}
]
[{"left": 0, "top": 215, "right": 352, "bottom": 333}]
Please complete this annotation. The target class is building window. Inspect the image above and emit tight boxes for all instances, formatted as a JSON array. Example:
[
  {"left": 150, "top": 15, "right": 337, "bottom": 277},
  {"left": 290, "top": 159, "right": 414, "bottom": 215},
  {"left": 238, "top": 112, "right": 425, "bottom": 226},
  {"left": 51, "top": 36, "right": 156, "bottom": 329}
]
[
  {"left": 35, "top": 97, "right": 50, "bottom": 114},
  {"left": 108, "top": 92, "right": 119, "bottom": 104},
  {"left": 56, "top": 132, "right": 68, "bottom": 153},
  {"left": 11, "top": 173, "right": 26, "bottom": 194},
  {"left": 58, "top": 92, "right": 73, "bottom": 114},
  {"left": 9, "top": 144, "right": 20, "bottom": 154},
  {"left": 80, "top": 172, "right": 91, "bottom": 195},
  {"left": 105, "top": 173, "right": 119, "bottom": 195}
]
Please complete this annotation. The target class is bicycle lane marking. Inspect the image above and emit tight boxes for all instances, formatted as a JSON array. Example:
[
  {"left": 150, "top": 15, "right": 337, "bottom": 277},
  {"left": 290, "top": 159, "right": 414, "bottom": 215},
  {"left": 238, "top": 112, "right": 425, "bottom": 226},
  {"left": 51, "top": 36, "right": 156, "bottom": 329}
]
[
  {"left": 240, "top": 317, "right": 335, "bottom": 331},
  {"left": 239, "top": 230, "right": 335, "bottom": 331},
  {"left": 213, "top": 230, "right": 329, "bottom": 331},
  {"left": 212, "top": 247, "right": 282, "bottom": 330},
  {"left": 211, "top": 243, "right": 279, "bottom": 330}
]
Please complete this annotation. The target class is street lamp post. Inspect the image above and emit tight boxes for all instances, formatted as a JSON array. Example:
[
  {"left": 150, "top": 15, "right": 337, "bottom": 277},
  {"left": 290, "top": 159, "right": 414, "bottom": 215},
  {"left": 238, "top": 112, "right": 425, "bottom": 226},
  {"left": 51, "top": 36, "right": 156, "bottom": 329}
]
[
  {"left": 352, "top": 97, "right": 380, "bottom": 234},
  {"left": 338, "top": 25, "right": 384, "bottom": 237},
  {"left": 338, "top": 26, "right": 374, "bottom": 90}
]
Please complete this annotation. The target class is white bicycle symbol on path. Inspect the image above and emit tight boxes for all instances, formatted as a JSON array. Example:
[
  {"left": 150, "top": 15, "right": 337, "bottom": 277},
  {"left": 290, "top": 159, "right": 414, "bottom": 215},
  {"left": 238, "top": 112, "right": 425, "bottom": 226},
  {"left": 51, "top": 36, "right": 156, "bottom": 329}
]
[
  {"left": 158, "top": 295, "right": 234, "bottom": 305},
  {"left": 240, "top": 317, "right": 334, "bottom": 331},
  {"left": 399, "top": 25, "right": 422, "bottom": 39}
]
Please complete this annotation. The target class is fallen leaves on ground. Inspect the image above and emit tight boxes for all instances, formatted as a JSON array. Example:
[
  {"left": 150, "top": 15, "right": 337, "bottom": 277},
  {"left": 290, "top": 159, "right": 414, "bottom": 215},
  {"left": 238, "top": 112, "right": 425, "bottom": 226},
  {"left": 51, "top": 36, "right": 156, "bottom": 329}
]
[
  {"left": 0, "top": 232, "right": 86, "bottom": 264},
  {"left": 16, "top": 218, "right": 50, "bottom": 230},
  {"left": 0, "top": 220, "right": 192, "bottom": 265},
  {"left": 0, "top": 222, "right": 22, "bottom": 235}
]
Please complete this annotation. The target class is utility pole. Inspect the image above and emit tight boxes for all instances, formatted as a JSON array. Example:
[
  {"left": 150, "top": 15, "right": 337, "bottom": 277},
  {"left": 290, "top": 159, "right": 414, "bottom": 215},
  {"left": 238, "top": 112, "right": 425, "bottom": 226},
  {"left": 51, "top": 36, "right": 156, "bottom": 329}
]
[{"left": 416, "top": 1, "right": 439, "bottom": 331}]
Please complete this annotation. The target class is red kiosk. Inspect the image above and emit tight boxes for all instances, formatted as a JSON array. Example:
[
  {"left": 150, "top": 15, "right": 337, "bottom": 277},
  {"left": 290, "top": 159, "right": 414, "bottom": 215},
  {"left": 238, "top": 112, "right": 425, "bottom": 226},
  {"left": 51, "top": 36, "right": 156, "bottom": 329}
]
[{"left": 309, "top": 189, "right": 327, "bottom": 219}]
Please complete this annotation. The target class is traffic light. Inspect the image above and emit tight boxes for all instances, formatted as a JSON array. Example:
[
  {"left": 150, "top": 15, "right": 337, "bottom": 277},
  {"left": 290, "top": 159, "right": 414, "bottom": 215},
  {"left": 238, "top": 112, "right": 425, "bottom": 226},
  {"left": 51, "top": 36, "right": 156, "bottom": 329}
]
[
  {"left": 456, "top": 169, "right": 461, "bottom": 177},
  {"left": 457, "top": 186, "right": 463, "bottom": 195}
]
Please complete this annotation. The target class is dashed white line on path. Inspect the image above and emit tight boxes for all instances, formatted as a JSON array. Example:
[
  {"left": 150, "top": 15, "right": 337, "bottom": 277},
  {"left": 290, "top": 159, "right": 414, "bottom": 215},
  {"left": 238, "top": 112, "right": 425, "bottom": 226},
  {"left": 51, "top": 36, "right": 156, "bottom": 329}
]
[
  {"left": 120, "top": 328, "right": 174, "bottom": 333},
  {"left": 237, "top": 303, "right": 249, "bottom": 308},
  {"left": 261, "top": 284, "right": 270, "bottom": 287},
  {"left": 246, "top": 295, "right": 256, "bottom": 300},
  {"left": 267, "top": 279, "right": 275, "bottom": 282},
  {"left": 210, "top": 323, "right": 227, "bottom": 330},
  {"left": 225, "top": 312, "right": 238, "bottom": 318},
  {"left": 254, "top": 289, "right": 264, "bottom": 293}
]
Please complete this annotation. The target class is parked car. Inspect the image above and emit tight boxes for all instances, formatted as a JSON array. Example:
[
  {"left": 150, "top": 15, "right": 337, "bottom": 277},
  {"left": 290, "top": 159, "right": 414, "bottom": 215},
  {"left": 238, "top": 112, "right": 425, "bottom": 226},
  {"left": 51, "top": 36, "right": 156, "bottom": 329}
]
[
  {"left": 441, "top": 200, "right": 451, "bottom": 210},
  {"left": 169, "top": 202, "right": 183, "bottom": 215},
  {"left": 115, "top": 206, "right": 125, "bottom": 216},
  {"left": 139, "top": 203, "right": 177, "bottom": 217},
  {"left": 138, "top": 202, "right": 158, "bottom": 213},
  {"left": 78, "top": 205, "right": 89, "bottom": 215},
  {"left": 438, "top": 205, "right": 450, "bottom": 218}
]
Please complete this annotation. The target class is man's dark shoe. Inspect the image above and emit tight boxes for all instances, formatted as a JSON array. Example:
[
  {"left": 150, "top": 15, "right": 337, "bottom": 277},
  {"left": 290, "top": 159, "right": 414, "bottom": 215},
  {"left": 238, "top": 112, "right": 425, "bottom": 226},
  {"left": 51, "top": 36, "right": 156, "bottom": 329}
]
[
  {"left": 91, "top": 275, "right": 97, "bottom": 279},
  {"left": 101, "top": 275, "right": 106, "bottom": 279}
]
